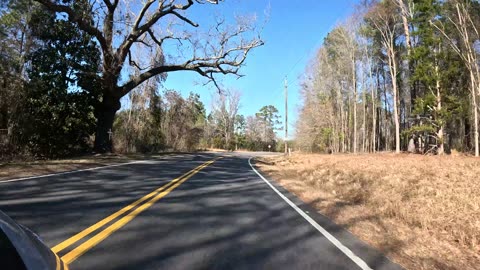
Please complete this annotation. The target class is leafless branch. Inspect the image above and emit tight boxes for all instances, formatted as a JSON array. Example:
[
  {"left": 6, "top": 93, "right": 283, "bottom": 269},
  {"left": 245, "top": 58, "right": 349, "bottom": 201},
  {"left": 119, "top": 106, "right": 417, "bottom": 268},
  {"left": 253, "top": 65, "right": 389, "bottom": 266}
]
[{"left": 36, "top": 0, "right": 262, "bottom": 97}]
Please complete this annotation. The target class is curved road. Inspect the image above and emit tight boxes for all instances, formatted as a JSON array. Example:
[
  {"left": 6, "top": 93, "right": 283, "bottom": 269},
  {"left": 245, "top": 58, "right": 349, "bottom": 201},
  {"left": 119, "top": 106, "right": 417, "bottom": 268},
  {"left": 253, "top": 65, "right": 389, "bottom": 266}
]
[{"left": 0, "top": 152, "right": 402, "bottom": 270}]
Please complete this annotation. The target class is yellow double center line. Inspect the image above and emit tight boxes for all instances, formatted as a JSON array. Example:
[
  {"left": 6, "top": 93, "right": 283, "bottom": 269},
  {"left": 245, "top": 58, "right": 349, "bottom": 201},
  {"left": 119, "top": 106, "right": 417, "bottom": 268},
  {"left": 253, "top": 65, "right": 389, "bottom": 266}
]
[
  {"left": 52, "top": 158, "right": 220, "bottom": 265},
  {"left": 54, "top": 253, "right": 69, "bottom": 270}
]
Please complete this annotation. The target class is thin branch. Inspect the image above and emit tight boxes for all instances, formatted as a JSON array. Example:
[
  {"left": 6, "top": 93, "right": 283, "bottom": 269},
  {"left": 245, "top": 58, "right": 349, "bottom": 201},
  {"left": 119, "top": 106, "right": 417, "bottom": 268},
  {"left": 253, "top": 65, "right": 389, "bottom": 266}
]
[{"left": 117, "top": 0, "right": 200, "bottom": 69}]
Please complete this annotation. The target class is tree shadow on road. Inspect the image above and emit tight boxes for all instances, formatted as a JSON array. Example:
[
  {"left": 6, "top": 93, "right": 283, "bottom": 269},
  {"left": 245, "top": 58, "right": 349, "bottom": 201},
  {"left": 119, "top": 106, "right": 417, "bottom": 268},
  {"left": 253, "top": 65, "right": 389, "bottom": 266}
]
[{"left": 0, "top": 154, "right": 402, "bottom": 270}]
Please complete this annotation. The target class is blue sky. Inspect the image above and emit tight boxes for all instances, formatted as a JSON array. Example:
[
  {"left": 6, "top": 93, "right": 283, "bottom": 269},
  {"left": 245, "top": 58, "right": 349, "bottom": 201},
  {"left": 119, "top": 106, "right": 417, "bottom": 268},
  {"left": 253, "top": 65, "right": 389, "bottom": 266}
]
[{"left": 161, "top": 0, "right": 357, "bottom": 137}]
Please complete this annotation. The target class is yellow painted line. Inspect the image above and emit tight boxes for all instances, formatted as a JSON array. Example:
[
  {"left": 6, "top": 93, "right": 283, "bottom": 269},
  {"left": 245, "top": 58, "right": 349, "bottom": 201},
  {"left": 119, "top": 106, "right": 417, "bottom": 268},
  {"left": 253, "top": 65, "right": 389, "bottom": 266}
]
[
  {"left": 52, "top": 159, "right": 216, "bottom": 254},
  {"left": 61, "top": 158, "right": 220, "bottom": 264},
  {"left": 52, "top": 174, "right": 177, "bottom": 253},
  {"left": 54, "top": 252, "right": 61, "bottom": 270},
  {"left": 63, "top": 260, "right": 70, "bottom": 270}
]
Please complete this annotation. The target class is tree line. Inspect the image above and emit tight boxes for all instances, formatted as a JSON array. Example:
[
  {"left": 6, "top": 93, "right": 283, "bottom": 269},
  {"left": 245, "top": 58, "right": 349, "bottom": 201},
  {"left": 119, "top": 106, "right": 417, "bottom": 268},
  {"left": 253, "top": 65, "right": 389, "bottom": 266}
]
[
  {"left": 296, "top": 0, "right": 480, "bottom": 156},
  {"left": 0, "top": 0, "right": 265, "bottom": 158},
  {"left": 113, "top": 82, "right": 283, "bottom": 153}
]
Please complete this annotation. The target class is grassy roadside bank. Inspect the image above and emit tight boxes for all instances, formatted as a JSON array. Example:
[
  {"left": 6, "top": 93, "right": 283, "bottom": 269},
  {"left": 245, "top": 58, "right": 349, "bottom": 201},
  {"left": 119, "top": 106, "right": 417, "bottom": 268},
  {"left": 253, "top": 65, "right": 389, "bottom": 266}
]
[
  {"left": 0, "top": 155, "right": 135, "bottom": 181},
  {"left": 0, "top": 151, "right": 221, "bottom": 181},
  {"left": 256, "top": 153, "right": 480, "bottom": 270}
]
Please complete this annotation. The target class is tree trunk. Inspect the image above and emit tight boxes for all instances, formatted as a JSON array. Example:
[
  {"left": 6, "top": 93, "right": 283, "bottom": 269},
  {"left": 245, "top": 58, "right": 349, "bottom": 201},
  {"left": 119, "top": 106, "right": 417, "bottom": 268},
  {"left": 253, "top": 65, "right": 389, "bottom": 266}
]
[
  {"left": 471, "top": 71, "right": 479, "bottom": 157},
  {"left": 352, "top": 58, "right": 357, "bottom": 154},
  {"left": 346, "top": 99, "right": 351, "bottom": 152},
  {"left": 338, "top": 88, "right": 345, "bottom": 152},
  {"left": 372, "top": 66, "right": 377, "bottom": 153},
  {"left": 438, "top": 127, "right": 444, "bottom": 155},
  {"left": 388, "top": 46, "right": 401, "bottom": 153},
  {"left": 397, "top": 0, "right": 412, "bottom": 54},
  {"left": 361, "top": 64, "right": 366, "bottom": 153},
  {"left": 437, "top": 86, "right": 444, "bottom": 155},
  {"left": 94, "top": 92, "right": 121, "bottom": 153},
  {"left": 383, "top": 70, "right": 389, "bottom": 152},
  {"left": 398, "top": 0, "right": 413, "bottom": 109},
  {"left": 435, "top": 55, "right": 444, "bottom": 155},
  {"left": 472, "top": 61, "right": 480, "bottom": 157},
  {"left": 474, "top": 102, "right": 479, "bottom": 157}
]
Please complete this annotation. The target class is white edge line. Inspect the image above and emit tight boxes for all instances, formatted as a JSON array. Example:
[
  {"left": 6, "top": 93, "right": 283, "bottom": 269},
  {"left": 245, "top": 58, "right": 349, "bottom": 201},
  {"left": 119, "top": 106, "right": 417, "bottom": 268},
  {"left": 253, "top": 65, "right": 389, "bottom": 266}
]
[
  {"left": 248, "top": 157, "right": 373, "bottom": 270},
  {"left": 0, "top": 161, "right": 145, "bottom": 184}
]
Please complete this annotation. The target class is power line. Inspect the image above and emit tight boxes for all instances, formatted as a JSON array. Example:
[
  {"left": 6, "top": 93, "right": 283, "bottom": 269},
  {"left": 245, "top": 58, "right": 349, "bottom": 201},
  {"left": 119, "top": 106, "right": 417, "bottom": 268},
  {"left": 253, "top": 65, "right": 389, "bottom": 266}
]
[
  {"left": 268, "top": 36, "right": 326, "bottom": 107},
  {"left": 284, "top": 54, "right": 307, "bottom": 80},
  {"left": 285, "top": 26, "right": 336, "bottom": 87},
  {"left": 252, "top": 42, "right": 317, "bottom": 109}
]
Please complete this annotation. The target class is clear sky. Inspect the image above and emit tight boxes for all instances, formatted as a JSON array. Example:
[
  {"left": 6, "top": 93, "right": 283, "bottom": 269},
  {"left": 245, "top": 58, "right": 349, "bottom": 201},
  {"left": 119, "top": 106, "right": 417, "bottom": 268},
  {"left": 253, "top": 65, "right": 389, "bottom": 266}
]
[{"left": 161, "top": 0, "right": 357, "bottom": 138}]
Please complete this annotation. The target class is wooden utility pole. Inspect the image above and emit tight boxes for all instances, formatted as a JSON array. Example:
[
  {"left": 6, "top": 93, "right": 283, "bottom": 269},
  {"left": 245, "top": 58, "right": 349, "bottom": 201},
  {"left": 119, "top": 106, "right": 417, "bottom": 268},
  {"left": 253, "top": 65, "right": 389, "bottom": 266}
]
[{"left": 284, "top": 77, "right": 288, "bottom": 154}]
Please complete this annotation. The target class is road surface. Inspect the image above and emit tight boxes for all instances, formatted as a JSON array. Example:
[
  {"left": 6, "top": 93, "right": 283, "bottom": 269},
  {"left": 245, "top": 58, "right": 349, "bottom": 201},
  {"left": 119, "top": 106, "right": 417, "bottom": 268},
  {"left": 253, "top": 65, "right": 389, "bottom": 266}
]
[{"left": 0, "top": 152, "right": 402, "bottom": 270}]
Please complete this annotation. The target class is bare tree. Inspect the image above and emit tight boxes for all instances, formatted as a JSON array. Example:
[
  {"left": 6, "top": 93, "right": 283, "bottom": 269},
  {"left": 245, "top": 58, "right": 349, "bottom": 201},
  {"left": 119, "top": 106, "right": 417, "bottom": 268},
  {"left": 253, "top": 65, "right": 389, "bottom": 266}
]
[
  {"left": 35, "top": 0, "right": 263, "bottom": 152},
  {"left": 367, "top": 0, "right": 402, "bottom": 153},
  {"left": 321, "top": 26, "right": 356, "bottom": 152},
  {"left": 395, "top": 0, "right": 414, "bottom": 124},
  {"left": 395, "top": 0, "right": 414, "bottom": 56},
  {"left": 339, "top": 20, "right": 360, "bottom": 153},
  {"left": 364, "top": 45, "right": 377, "bottom": 153},
  {"left": 212, "top": 89, "right": 241, "bottom": 150}
]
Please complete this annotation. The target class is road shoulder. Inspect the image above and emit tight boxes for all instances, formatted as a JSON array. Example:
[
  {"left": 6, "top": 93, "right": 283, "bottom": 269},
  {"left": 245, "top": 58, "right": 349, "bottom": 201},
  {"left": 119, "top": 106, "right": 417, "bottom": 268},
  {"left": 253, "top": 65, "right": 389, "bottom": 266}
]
[
  {"left": 249, "top": 157, "right": 403, "bottom": 270},
  {"left": 0, "top": 152, "right": 192, "bottom": 182}
]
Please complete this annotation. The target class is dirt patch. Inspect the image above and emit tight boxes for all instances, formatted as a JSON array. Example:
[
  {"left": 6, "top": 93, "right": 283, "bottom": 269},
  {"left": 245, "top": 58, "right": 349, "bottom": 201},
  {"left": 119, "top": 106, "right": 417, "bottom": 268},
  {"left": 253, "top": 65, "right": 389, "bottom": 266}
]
[
  {"left": 0, "top": 155, "right": 134, "bottom": 181},
  {"left": 256, "top": 153, "right": 480, "bottom": 270}
]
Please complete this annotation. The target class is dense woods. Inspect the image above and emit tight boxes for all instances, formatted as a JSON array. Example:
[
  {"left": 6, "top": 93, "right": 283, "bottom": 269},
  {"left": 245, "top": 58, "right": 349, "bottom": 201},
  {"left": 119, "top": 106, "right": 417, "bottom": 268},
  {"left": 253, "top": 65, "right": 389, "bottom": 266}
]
[
  {"left": 296, "top": 0, "right": 480, "bottom": 156},
  {"left": 112, "top": 82, "right": 283, "bottom": 153},
  {"left": 0, "top": 0, "right": 271, "bottom": 158}
]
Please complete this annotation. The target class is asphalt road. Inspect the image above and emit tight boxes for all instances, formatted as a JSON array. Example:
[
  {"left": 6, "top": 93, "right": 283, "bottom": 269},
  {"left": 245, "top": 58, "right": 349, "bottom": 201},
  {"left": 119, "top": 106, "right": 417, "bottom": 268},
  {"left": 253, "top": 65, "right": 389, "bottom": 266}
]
[{"left": 0, "top": 152, "right": 402, "bottom": 270}]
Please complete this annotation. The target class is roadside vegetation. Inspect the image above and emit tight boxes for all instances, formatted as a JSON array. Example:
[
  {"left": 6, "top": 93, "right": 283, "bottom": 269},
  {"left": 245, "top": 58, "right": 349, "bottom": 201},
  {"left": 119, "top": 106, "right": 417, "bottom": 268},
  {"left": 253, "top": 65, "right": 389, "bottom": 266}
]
[
  {"left": 257, "top": 153, "right": 480, "bottom": 270},
  {"left": 274, "top": 0, "right": 480, "bottom": 269},
  {"left": 297, "top": 0, "right": 480, "bottom": 157},
  {"left": 258, "top": 1, "right": 480, "bottom": 269},
  {"left": 0, "top": 0, "right": 283, "bottom": 160},
  {"left": 0, "top": 155, "right": 131, "bottom": 181},
  {"left": 112, "top": 86, "right": 285, "bottom": 154}
]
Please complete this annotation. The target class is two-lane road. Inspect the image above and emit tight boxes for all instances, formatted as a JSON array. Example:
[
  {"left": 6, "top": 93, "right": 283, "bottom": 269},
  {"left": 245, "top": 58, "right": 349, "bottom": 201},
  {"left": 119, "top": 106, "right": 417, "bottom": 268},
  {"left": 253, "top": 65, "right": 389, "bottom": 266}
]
[{"left": 0, "top": 153, "right": 402, "bottom": 270}]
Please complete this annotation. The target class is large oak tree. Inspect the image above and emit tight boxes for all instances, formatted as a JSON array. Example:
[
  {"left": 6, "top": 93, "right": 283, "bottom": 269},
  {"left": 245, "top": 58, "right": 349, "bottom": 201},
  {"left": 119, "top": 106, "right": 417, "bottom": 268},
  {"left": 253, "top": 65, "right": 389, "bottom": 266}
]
[{"left": 36, "top": 0, "right": 263, "bottom": 152}]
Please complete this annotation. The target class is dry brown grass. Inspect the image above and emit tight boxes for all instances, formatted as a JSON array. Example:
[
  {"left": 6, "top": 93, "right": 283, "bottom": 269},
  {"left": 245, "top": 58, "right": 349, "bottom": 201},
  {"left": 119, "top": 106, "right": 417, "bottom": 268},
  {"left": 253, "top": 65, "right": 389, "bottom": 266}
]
[
  {"left": 0, "top": 155, "right": 132, "bottom": 181},
  {"left": 257, "top": 153, "right": 480, "bottom": 270}
]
